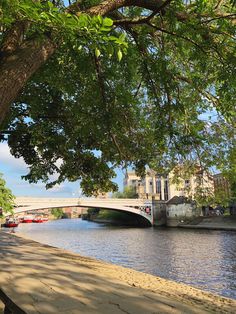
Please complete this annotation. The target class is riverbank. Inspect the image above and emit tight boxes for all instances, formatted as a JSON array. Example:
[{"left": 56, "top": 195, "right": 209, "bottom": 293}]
[
  {"left": 179, "top": 216, "right": 236, "bottom": 231},
  {"left": 84, "top": 209, "right": 151, "bottom": 227},
  {"left": 86, "top": 216, "right": 236, "bottom": 231},
  {"left": 0, "top": 231, "right": 235, "bottom": 313}
]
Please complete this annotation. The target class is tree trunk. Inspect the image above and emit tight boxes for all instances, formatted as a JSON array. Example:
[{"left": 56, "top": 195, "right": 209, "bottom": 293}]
[{"left": 0, "top": 38, "right": 56, "bottom": 128}]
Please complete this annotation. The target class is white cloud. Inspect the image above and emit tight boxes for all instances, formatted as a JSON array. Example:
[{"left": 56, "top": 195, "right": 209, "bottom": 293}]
[
  {"left": 0, "top": 143, "right": 124, "bottom": 197},
  {"left": 0, "top": 142, "right": 28, "bottom": 173},
  {"left": 48, "top": 184, "right": 71, "bottom": 193}
]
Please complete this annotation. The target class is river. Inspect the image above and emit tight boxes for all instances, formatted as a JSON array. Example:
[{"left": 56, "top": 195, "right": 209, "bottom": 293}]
[{"left": 15, "top": 218, "right": 236, "bottom": 299}]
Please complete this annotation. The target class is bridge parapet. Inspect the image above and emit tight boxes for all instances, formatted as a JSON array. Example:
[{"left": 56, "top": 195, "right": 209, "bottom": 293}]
[
  {"left": 15, "top": 197, "right": 146, "bottom": 204},
  {"left": 15, "top": 197, "right": 149, "bottom": 209},
  {"left": 78, "top": 198, "right": 147, "bottom": 206}
]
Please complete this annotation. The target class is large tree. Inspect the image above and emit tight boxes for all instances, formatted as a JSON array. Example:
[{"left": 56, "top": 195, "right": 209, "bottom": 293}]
[{"left": 0, "top": 0, "right": 235, "bottom": 195}]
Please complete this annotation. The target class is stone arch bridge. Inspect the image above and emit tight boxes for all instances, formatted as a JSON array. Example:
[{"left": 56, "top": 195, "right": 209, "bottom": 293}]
[{"left": 12, "top": 197, "right": 154, "bottom": 226}]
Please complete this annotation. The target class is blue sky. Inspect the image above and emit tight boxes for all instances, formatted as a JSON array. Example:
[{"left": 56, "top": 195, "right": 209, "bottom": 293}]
[{"left": 0, "top": 143, "right": 124, "bottom": 198}]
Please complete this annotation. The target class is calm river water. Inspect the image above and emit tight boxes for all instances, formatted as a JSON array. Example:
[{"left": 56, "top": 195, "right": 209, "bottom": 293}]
[{"left": 16, "top": 218, "right": 236, "bottom": 299}]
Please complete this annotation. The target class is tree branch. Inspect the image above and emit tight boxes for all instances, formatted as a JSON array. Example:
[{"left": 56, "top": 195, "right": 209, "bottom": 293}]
[
  {"left": 0, "top": 21, "right": 29, "bottom": 58},
  {"left": 68, "top": 0, "right": 172, "bottom": 17},
  {"left": 201, "top": 13, "right": 236, "bottom": 24},
  {"left": 110, "top": 133, "right": 126, "bottom": 159},
  {"left": 147, "top": 22, "right": 206, "bottom": 53},
  {"left": 175, "top": 75, "right": 220, "bottom": 108},
  {"left": 112, "top": 4, "right": 170, "bottom": 26},
  {"left": 93, "top": 53, "right": 107, "bottom": 107},
  {"left": 92, "top": 51, "right": 128, "bottom": 160}
]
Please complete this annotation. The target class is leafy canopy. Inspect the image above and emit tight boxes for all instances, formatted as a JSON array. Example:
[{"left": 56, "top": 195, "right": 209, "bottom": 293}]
[
  {"left": 0, "top": 173, "right": 15, "bottom": 215},
  {"left": 0, "top": 0, "right": 236, "bottom": 195},
  {"left": 113, "top": 186, "right": 138, "bottom": 199}
]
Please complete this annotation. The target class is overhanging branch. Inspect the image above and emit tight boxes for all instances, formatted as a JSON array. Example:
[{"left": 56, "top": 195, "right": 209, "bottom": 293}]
[{"left": 68, "top": 0, "right": 172, "bottom": 17}]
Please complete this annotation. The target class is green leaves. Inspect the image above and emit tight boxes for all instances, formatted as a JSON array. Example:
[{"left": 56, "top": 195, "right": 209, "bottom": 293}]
[
  {"left": 113, "top": 186, "right": 137, "bottom": 199},
  {"left": 0, "top": 174, "right": 15, "bottom": 215},
  {"left": 51, "top": 208, "right": 64, "bottom": 219},
  {"left": 1, "top": 1, "right": 126, "bottom": 63},
  {"left": 100, "top": 16, "right": 113, "bottom": 31},
  {"left": 117, "top": 49, "right": 122, "bottom": 62},
  {"left": 1, "top": 0, "right": 236, "bottom": 196},
  {"left": 95, "top": 47, "right": 101, "bottom": 58},
  {"left": 1, "top": 1, "right": 116, "bottom": 42}
]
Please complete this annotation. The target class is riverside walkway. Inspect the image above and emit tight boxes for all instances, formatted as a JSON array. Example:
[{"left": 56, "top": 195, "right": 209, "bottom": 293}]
[
  {"left": 0, "top": 232, "right": 235, "bottom": 314},
  {"left": 179, "top": 216, "right": 236, "bottom": 231}
]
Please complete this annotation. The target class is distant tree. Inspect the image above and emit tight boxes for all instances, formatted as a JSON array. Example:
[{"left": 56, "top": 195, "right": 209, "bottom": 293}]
[
  {"left": 0, "top": 173, "right": 15, "bottom": 216},
  {"left": 87, "top": 207, "right": 100, "bottom": 215},
  {"left": 193, "top": 186, "right": 215, "bottom": 207},
  {"left": 113, "top": 186, "right": 138, "bottom": 199},
  {"left": 214, "top": 189, "right": 231, "bottom": 207},
  {"left": 222, "top": 146, "right": 236, "bottom": 204},
  {"left": 51, "top": 207, "right": 64, "bottom": 219}
]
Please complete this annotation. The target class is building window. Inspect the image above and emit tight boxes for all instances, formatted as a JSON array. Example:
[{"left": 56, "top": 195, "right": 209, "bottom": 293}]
[
  {"left": 164, "top": 180, "right": 169, "bottom": 201},
  {"left": 156, "top": 180, "right": 162, "bottom": 200},
  {"left": 149, "top": 180, "right": 153, "bottom": 193}
]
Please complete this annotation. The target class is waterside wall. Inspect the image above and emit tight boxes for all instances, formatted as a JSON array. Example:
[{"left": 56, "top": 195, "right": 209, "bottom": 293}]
[
  {"left": 152, "top": 200, "right": 200, "bottom": 227},
  {"left": 152, "top": 201, "right": 167, "bottom": 226}
]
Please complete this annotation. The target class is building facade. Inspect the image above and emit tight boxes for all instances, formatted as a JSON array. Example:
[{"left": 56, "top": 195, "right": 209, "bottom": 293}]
[{"left": 124, "top": 168, "right": 214, "bottom": 201}]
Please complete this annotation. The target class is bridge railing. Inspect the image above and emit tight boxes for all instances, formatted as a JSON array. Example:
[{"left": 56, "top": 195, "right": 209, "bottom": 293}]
[{"left": 15, "top": 197, "right": 149, "bottom": 207}]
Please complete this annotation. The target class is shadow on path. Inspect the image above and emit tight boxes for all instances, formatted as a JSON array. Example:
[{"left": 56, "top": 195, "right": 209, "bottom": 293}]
[{"left": 0, "top": 232, "right": 235, "bottom": 314}]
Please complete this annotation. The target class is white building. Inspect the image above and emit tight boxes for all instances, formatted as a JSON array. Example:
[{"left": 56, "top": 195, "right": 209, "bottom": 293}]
[{"left": 124, "top": 167, "right": 214, "bottom": 201}]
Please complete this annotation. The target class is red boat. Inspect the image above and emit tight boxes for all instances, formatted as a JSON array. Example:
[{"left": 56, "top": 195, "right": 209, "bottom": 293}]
[
  {"left": 22, "top": 219, "right": 33, "bottom": 223},
  {"left": 21, "top": 216, "right": 34, "bottom": 223},
  {"left": 3, "top": 219, "right": 19, "bottom": 228},
  {"left": 33, "top": 218, "right": 44, "bottom": 223},
  {"left": 3, "top": 222, "right": 19, "bottom": 228}
]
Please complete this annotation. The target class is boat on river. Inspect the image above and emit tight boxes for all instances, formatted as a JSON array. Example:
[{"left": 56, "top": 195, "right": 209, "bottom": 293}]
[
  {"left": 21, "top": 216, "right": 34, "bottom": 223},
  {"left": 33, "top": 217, "right": 44, "bottom": 223},
  {"left": 2, "top": 219, "right": 19, "bottom": 228},
  {"left": 32, "top": 215, "right": 49, "bottom": 223}
]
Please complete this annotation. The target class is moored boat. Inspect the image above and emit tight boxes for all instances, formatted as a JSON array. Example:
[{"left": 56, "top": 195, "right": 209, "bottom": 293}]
[
  {"left": 2, "top": 218, "right": 19, "bottom": 228},
  {"left": 21, "top": 216, "right": 34, "bottom": 223},
  {"left": 3, "top": 222, "right": 19, "bottom": 228},
  {"left": 33, "top": 218, "right": 44, "bottom": 223}
]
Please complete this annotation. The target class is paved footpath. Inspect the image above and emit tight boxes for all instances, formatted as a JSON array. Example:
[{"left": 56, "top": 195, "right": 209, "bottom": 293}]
[{"left": 0, "top": 232, "right": 235, "bottom": 314}]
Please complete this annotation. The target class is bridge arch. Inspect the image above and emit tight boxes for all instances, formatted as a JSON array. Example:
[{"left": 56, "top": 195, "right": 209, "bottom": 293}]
[{"left": 11, "top": 197, "right": 154, "bottom": 226}]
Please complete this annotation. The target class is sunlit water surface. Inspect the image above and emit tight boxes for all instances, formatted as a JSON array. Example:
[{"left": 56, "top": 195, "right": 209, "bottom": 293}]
[{"left": 16, "top": 219, "right": 236, "bottom": 299}]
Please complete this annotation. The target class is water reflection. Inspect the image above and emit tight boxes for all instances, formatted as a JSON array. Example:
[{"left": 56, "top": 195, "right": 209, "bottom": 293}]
[{"left": 16, "top": 219, "right": 236, "bottom": 299}]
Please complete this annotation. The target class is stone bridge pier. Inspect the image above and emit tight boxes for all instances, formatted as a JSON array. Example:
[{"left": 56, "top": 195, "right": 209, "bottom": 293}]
[{"left": 152, "top": 201, "right": 167, "bottom": 226}]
